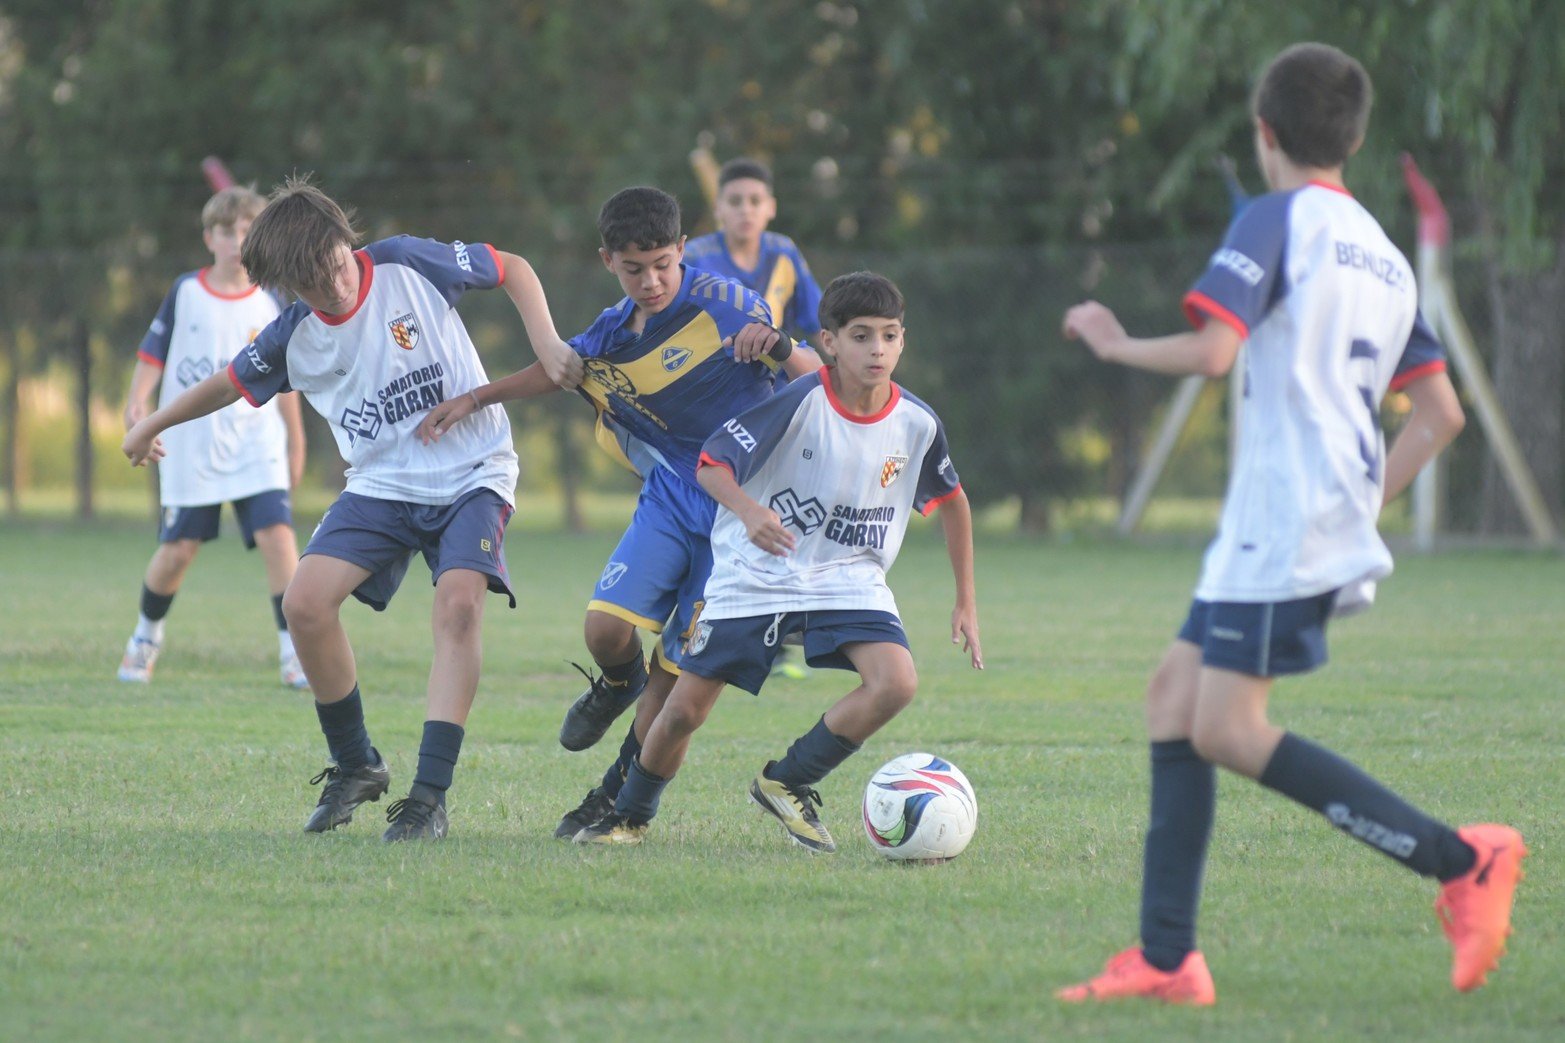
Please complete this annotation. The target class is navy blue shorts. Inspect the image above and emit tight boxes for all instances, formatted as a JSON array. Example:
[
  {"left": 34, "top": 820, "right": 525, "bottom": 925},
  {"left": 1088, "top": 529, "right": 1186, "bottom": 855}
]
[
  {"left": 587, "top": 467, "right": 715, "bottom": 670},
  {"left": 681, "top": 609, "right": 908, "bottom": 695},
  {"left": 303, "top": 488, "right": 515, "bottom": 612},
  {"left": 158, "top": 489, "right": 293, "bottom": 550},
  {"left": 1177, "top": 591, "right": 1337, "bottom": 677}
]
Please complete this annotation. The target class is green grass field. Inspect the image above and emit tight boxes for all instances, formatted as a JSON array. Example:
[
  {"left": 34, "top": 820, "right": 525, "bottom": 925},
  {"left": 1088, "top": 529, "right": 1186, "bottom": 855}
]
[{"left": 2, "top": 507, "right": 1561, "bottom": 1041}]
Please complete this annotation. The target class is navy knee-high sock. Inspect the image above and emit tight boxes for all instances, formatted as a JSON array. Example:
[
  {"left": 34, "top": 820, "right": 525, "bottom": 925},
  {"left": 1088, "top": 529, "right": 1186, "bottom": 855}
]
[
  {"left": 414, "top": 720, "right": 465, "bottom": 804},
  {"left": 600, "top": 722, "right": 641, "bottom": 798},
  {"left": 614, "top": 756, "right": 670, "bottom": 824},
  {"left": 1140, "top": 739, "right": 1217, "bottom": 972},
  {"left": 767, "top": 717, "right": 860, "bottom": 788},
  {"left": 315, "top": 687, "right": 375, "bottom": 771},
  {"left": 1259, "top": 732, "right": 1474, "bottom": 880}
]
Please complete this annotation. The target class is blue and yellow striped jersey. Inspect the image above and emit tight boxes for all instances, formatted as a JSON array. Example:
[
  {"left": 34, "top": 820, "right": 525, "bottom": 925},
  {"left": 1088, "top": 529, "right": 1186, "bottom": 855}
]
[
  {"left": 684, "top": 231, "right": 823, "bottom": 339},
  {"left": 567, "top": 265, "right": 779, "bottom": 486}
]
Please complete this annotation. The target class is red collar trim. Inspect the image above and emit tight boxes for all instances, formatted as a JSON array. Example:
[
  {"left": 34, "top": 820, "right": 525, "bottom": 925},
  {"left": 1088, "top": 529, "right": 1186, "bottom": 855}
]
[
  {"left": 197, "top": 268, "right": 260, "bottom": 301},
  {"left": 313, "top": 251, "right": 374, "bottom": 326},
  {"left": 1307, "top": 179, "right": 1353, "bottom": 197},
  {"left": 821, "top": 371, "right": 900, "bottom": 424}
]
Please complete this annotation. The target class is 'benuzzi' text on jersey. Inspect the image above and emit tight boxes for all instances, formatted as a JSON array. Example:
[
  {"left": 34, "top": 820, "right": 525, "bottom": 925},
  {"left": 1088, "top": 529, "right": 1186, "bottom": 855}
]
[
  {"left": 697, "top": 371, "right": 962, "bottom": 619},
  {"left": 227, "top": 236, "right": 518, "bottom": 506},
  {"left": 1181, "top": 181, "right": 1447, "bottom": 610}
]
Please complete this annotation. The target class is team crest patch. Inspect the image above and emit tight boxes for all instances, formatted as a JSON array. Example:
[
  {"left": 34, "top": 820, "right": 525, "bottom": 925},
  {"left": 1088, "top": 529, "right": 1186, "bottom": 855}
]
[
  {"left": 880, "top": 454, "right": 909, "bottom": 488},
  {"left": 599, "top": 561, "right": 629, "bottom": 589},
  {"left": 660, "top": 346, "right": 692, "bottom": 372},
  {"left": 388, "top": 313, "right": 420, "bottom": 351},
  {"left": 688, "top": 620, "right": 713, "bottom": 656}
]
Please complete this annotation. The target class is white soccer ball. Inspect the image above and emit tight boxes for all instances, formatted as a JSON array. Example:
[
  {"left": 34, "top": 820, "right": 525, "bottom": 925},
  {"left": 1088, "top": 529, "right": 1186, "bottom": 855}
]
[{"left": 861, "top": 752, "right": 977, "bottom": 862}]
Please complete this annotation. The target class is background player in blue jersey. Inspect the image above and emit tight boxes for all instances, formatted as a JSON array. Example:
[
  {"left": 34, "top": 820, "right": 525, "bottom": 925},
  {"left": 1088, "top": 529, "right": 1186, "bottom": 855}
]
[
  {"left": 418, "top": 186, "right": 818, "bottom": 839},
  {"left": 124, "top": 176, "right": 585, "bottom": 842},
  {"left": 574, "top": 271, "right": 983, "bottom": 849},
  {"left": 117, "top": 186, "right": 309, "bottom": 689},
  {"left": 686, "top": 157, "right": 826, "bottom": 681},
  {"left": 684, "top": 158, "right": 824, "bottom": 368},
  {"left": 1056, "top": 44, "right": 1524, "bottom": 1005}
]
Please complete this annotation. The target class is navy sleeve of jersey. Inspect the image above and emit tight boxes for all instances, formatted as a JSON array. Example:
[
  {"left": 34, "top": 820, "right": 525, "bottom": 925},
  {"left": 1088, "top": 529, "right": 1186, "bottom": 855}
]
[
  {"left": 226, "top": 304, "right": 306, "bottom": 406},
  {"left": 699, "top": 371, "right": 818, "bottom": 485},
  {"left": 1182, "top": 190, "right": 1293, "bottom": 338},
  {"left": 137, "top": 276, "right": 190, "bottom": 366},
  {"left": 785, "top": 243, "right": 823, "bottom": 336},
  {"left": 365, "top": 236, "right": 503, "bottom": 307},
  {"left": 903, "top": 392, "right": 962, "bottom": 515},
  {"left": 1388, "top": 308, "right": 1449, "bottom": 391}
]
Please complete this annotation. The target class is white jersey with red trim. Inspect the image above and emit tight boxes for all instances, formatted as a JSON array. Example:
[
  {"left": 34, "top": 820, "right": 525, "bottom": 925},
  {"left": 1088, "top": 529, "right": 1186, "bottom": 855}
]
[
  {"left": 138, "top": 270, "right": 288, "bottom": 506},
  {"left": 228, "top": 236, "right": 518, "bottom": 506},
  {"left": 1182, "top": 182, "right": 1447, "bottom": 611},
  {"left": 697, "top": 370, "right": 961, "bottom": 618}
]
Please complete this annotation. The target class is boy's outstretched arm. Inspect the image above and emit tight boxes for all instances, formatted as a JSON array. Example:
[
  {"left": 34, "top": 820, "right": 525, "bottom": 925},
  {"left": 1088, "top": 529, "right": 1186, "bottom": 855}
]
[
  {"left": 936, "top": 489, "right": 983, "bottom": 669},
  {"left": 1382, "top": 370, "right": 1465, "bottom": 505},
  {"left": 697, "top": 461, "right": 797, "bottom": 557},
  {"left": 494, "top": 251, "right": 584, "bottom": 390},
  {"left": 1063, "top": 300, "right": 1243, "bottom": 378},
  {"left": 416, "top": 361, "right": 560, "bottom": 444},
  {"left": 122, "top": 370, "right": 241, "bottom": 466}
]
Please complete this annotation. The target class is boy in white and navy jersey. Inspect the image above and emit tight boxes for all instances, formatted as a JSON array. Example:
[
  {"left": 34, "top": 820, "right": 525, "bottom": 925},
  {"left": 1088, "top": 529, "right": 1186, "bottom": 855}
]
[
  {"left": 1057, "top": 44, "right": 1523, "bottom": 1005},
  {"left": 116, "top": 186, "right": 309, "bottom": 689},
  {"left": 124, "top": 176, "right": 585, "bottom": 842},
  {"left": 575, "top": 271, "right": 983, "bottom": 850},
  {"left": 685, "top": 156, "right": 826, "bottom": 681}
]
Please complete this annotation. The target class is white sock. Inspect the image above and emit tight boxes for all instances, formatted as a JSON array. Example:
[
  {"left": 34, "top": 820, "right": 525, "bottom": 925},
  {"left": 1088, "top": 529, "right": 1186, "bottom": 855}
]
[
  {"left": 133, "top": 614, "right": 165, "bottom": 645},
  {"left": 278, "top": 630, "right": 296, "bottom": 659}
]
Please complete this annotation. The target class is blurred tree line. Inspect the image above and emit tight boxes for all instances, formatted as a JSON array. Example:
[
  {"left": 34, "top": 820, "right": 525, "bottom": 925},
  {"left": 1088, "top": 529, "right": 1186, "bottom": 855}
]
[{"left": 1, "top": 0, "right": 1559, "bottom": 534}]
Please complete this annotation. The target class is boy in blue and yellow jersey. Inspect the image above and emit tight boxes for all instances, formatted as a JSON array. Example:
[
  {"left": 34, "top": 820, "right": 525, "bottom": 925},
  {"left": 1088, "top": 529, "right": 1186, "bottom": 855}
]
[
  {"left": 685, "top": 158, "right": 823, "bottom": 371},
  {"left": 418, "top": 187, "right": 819, "bottom": 837}
]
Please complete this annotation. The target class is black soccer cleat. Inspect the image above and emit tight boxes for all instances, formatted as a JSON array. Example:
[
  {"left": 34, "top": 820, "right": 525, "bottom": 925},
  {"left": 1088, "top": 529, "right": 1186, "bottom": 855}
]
[
  {"left": 381, "top": 782, "right": 449, "bottom": 842},
  {"left": 572, "top": 811, "right": 648, "bottom": 846},
  {"left": 559, "top": 661, "right": 645, "bottom": 752},
  {"left": 302, "top": 758, "right": 390, "bottom": 833},
  {"left": 554, "top": 785, "right": 616, "bottom": 840}
]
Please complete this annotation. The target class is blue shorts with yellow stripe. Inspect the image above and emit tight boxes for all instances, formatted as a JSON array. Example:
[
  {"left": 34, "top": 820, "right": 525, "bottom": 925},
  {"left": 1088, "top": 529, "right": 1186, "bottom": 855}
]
[{"left": 588, "top": 465, "right": 715, "bottom": 672}]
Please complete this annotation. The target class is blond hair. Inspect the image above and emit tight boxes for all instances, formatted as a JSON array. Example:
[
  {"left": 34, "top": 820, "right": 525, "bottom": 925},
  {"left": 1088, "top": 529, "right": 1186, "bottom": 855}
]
[{"left": 200, "top": 185, "right": 266, "bottom": 230}]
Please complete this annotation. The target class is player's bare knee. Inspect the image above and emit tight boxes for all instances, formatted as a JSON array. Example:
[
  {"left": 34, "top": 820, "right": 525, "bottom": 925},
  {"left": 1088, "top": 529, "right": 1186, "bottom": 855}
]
[
  {"left": 1189, "top": 718, "right": 1245, "bottom": 770},
  {"left": 432, "top": 588, "right": 484, "bottom": 642},
  {"left": 160, "top": 539, "right": 201, "bottom": 571},
  {"left": 281, "top": 585, "right": 330, "bottom": 632},
  {"left": 658, "top": 695, "right": 708, "bottom": 736},
  {"left": 867, "top": 666, "right": 918, "bottom": 714},
  {"left": 583, "top": 611, "right": 635, "bottom": 662}
]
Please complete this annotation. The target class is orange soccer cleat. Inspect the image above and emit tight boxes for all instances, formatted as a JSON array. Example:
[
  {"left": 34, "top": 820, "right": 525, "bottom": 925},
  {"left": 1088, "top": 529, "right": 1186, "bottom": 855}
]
[
  {"left": 1436, "top": 823, "right": 1527, "bottom": 991},
  {"left": 1056, "top": 947, "right": 1216, "bottom": 1006}
]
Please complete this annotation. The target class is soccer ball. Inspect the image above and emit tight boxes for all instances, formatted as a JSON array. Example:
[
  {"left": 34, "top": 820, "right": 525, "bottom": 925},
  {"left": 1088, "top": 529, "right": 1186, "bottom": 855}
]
[{"left": 861, "top": 753, "right": 977, "bottom": 862}]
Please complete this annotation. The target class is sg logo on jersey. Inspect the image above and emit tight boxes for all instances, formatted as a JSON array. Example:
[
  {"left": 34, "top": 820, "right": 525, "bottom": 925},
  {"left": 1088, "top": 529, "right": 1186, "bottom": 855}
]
[
  {"left": 660, "top": 346, "right": 692, "bottom": 372},
  {"left": 340, "top": 399, "right": 383, "bottom": 445},
  {"left": 880, "top": 454, "right": 909, "bottom": 488},
  {"left": 175, "top": 357, "right": 215, "bottom": 389},
  {"left": 769, "top": 488, "right": 827, "bottom": 535},
  {"left": 388, "top": 313, "right": 420, "bottom": 351}
]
